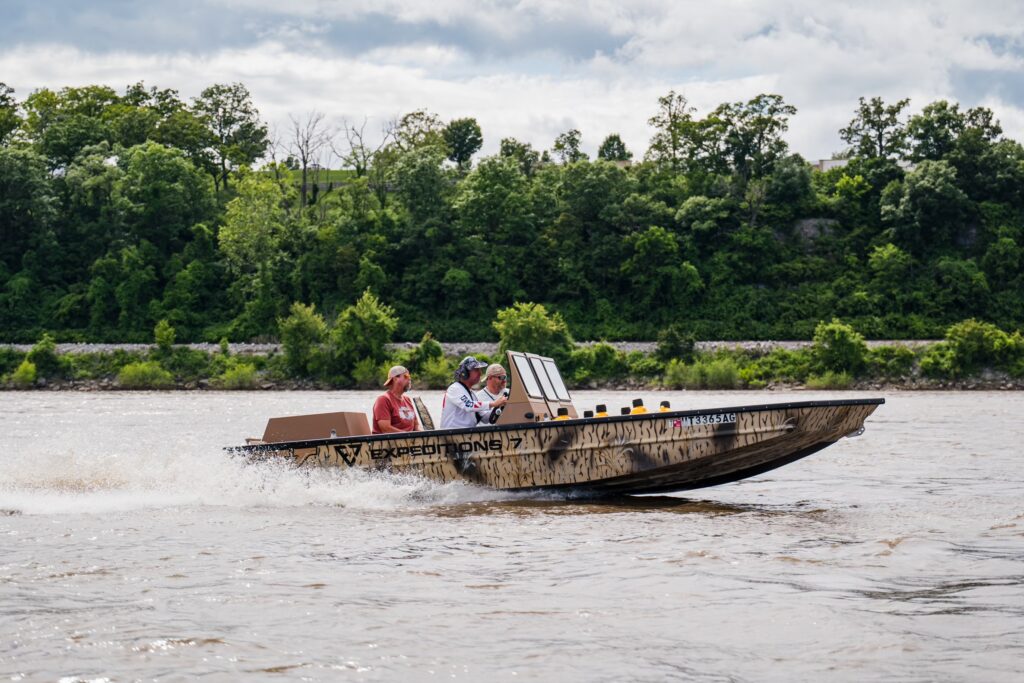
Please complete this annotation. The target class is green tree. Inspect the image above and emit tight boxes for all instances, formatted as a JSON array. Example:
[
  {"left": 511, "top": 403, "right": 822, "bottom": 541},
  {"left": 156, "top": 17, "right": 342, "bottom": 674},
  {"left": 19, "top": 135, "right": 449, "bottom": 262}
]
[
  {"left": 676, "top": 195, "right": 732, "bottom": 236},
  {"left": 393, "top": 145, "right": 450, "bottom": 224},
  {"left": 645, "top": 90, "right": 696, "bottom": 171},
  {"left": 982, "top": 236, "right": 1021, "bottom": 287},
  {"left": 932, "top": 257, "right": 990, "bottom": 318},
  {"left": 154, "top": 318, "right": 176, "bottom": 353},
  {"left": 21, "top": 85, "right": 119, "bottom": 166},
  {"left": 454, "top": 156, "right": 535, "bottom": 307},
  {"left": 621, "top": 225, "right": 703, "bottom": 314},
  {"left": 553, "top": 129, "right": 587, "bottom": 164},
  {"left": 0, "top": 82, "right": 20, "bottom": 143},
  {"left": 906, "top": 100, "right": 965, "bottom": 162},
  {"left": 153, "top": 107, "right": 216, "bottom": 177},
  {"left": 113, "top": 243, "right": 160, "bottom": 337},
  {"left": 713, "top": 93, "right": 797, "bottom": 183},
  {"left": 113, "top": 142, "right": 215, "bottom": 257},
  {"left": 881, "top": 159, "right": 971, "bottom": 254},
  {"left": 392, "top": 109, "right": 446, "bottom": 152},
  {"left": 217, "top": 171, "right": 289, "bottom": 335},
  {"left": 192, "top": 83, "right": 268, "bottom": 191},
  {"left": 27, "top": 332, "right": 61, "bottom": 377},
  {"left": 454, "top": 156, "right": 532, "bottom": 243},
  {"left": 867, "top": 243, "right": 914, "bottom": 309},
  {"left": 328, "top": 290, "right": 398, "bottom": 373},
  {"left": 279, "top": 301, "right": 327, "bottom": 375},
  {"left": 0, "top": 146, "right": 57, "bottom": 271},
  {"left": 499, "top": 137, "right": 541, "bottom": 176},
  {"left": 597, "top": 133, "right": 632, "bottom": 161},
  {"left": 493, "top": 302, "right": 574, "bottom": 362},
  {"left": 812, "top": 319, "right": 868, "bottom": 374},
  {"left": 218, "top": 171, "right": 287, "bottom": 276},
  {"left": 840, "top": 96, "right": 911, "bottom": 159},
  {"left": 443, "top": 117, "right": 483, "bottom": 169}
]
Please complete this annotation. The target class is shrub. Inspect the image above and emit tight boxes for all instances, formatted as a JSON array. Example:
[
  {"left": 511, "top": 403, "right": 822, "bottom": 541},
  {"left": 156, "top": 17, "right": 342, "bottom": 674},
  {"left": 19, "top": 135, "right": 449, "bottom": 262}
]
[
  {"left": 625, "top": 352, "right": 664, "bottom": 380},
  {"left": 493, "top": 302, "right": 574, "bottom": 362},
  {"left": 218, "top": 361, "right": 259, "bottom": 389},
  {"left": 154, "top": 319, "right": 176, "bottom": 354},
  {"left": 655, "top": 324, "right": 696, "bottom": 363},
  {"left": 919, "top": 342, "right": 958, "bottom": 378},
  {"left": 406, "top": 332, "right": 443, "bottom": 372},
  {"left": 812, "top": 318, "right": 867, "bottom": 374},
  {"left": 417, "top": 355, "right": 456, "bottom": 389},
  {"left": 219, "top": 337, "right": 231, "bottom": 356},
  {"left": 806, "top": 371, "right": 853, "bottom": 389},
  {"left": 11, "top": 359, "right": 37, "bottom": 387},
  {"left": 738, "top": 348, "right": 813, "bottom": 386},
  {"left": 26, "top": 332, "right": 61, "bottom": 377},
  {"left": 1002, "top": 332, "right": 1024, "bottom": 368},
  {"left": 664, "top": 359, "right": 703, "bottom": 389},
  {"left": 704, "top": 358, "right": 739, "bottom": 389},
  {"left": 65, "top": 350, "right": 146, "bottom": 381},
  {"left": 351, "top": 357, "right": 383, "bottom": 389},
  {"left": 570, "top": 342, "right": 628, "bottom": 383},
  {"left": 922, "top": 320, "right": 1024, "bottom": 377},
  {"left": 866, "top": 345, "right": 916, "bottom": 379},
  {"left": 0, "top": 348, "right": 24, "bottom": 376},
  {"left": 279, "top": 302, "right": 327, "bottom": 375},
  {"left": 328, "top": 290, "right": 398, "bottom": 374},
  {"left": 117, "top": 361, "right": 175, "bottom": 389},
  {"left": 944, "top": 319, "right": 1012, "bottom": 372},
  {"left": 160, "top": 347, "right": 218, "bottom": 381}
]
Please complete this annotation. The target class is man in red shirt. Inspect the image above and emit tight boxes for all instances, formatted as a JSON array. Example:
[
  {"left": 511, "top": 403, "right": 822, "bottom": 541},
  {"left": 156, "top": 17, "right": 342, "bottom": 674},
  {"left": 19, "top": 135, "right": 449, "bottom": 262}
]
[{"left": 372, "top": 365, "right": 420, "bottom": 434}]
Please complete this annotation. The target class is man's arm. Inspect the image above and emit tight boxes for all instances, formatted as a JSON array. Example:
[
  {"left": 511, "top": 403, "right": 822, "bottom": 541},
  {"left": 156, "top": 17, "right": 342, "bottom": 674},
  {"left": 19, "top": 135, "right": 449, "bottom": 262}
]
[{"left": 376, "top": 419, "right": 404, "bottom": 433}]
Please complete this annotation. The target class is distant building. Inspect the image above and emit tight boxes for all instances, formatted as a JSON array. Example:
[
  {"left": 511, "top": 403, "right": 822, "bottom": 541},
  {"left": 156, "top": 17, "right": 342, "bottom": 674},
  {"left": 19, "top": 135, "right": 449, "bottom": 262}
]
[
  {"left": 811, "top": 158, "right": 849, "bottom": 172},
  {"left": 811, "top": 157, "right": 916, "bottom": 172}
]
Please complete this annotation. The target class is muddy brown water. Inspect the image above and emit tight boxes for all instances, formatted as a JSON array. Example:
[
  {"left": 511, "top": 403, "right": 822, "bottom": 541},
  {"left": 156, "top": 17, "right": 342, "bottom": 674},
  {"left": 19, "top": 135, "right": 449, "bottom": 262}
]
[{"left": 1, "top": 391, "right": 1021, "bottom": 681}]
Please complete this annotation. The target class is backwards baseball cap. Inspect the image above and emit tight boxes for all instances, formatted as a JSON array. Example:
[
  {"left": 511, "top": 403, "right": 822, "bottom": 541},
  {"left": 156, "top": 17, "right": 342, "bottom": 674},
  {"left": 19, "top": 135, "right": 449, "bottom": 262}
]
[
  {"left": 454, "top": 356, "right": 488, "bottom": 380},
  {"left": 383, "top": 365, "right": 409, "bottom": 386},
  {"left": 485, "top": 363, "right": 506, "bottom": 378}
]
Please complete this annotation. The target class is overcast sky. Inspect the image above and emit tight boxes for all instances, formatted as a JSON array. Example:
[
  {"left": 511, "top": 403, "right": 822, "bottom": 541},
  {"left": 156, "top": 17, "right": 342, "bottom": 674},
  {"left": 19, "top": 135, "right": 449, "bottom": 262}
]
[{"left": 2, "top": 0, "right": 1023, "bottom": 161}]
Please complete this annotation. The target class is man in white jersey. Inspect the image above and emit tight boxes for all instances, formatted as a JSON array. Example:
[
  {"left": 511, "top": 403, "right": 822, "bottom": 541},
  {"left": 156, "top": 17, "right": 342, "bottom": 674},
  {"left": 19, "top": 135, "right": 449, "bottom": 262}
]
[
  {"left": 440, "top": 356, "right": 507, "bottom": 429},
  {"left": 477, "top": 364, "right": 507, "bottom": 403}
]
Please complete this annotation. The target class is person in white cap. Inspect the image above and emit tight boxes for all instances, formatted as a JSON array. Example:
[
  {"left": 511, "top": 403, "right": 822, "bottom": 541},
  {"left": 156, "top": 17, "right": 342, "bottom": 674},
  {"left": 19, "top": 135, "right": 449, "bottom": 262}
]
[
  {"left": 372, "top": 365, "right": 419, "bottom": 434},
  {"left": 478, "top": 363, "right": 508, "bottom": 403},
  {"left": 440, "top": 356, "right": 507, "bottom": 429}
]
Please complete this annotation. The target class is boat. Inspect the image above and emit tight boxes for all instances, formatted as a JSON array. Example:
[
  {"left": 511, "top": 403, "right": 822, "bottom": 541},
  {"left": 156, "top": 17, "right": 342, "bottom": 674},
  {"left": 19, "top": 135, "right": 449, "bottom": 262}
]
[{"left": 231, "top": 351, "right": 884, "bottom": 495}]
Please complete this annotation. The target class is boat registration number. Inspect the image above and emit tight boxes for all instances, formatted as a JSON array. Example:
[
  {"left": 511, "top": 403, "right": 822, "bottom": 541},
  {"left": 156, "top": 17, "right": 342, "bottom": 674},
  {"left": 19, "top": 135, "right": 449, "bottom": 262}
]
[{"left": 675, "top": 412, "right": 736, "bottom": 427}]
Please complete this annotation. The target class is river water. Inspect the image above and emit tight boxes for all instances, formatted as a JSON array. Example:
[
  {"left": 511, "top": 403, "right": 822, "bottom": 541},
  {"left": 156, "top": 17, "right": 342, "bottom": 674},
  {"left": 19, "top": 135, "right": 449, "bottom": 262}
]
[{"left": 1, "top": 390, "right": 1021, "bottom": 681}]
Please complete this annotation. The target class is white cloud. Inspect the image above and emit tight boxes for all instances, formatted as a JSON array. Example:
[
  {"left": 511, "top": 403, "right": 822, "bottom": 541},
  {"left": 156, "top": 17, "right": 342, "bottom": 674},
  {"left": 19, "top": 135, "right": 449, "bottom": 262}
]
[{"left": 3, "top": 1, "right": 1024, "bottom": 161}]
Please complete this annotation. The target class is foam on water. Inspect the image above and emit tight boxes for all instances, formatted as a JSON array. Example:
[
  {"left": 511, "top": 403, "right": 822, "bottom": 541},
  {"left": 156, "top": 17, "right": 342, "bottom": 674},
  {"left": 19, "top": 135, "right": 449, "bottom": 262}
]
[{"left": 0, "top": 446, "right": 518, "bottom": 515}]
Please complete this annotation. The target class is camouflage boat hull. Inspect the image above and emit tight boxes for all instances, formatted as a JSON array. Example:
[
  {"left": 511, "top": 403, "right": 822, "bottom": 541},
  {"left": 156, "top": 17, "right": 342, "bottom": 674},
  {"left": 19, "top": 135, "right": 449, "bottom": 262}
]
[{"left": 233, "top": 399, "right": 884, "bottom": 495}]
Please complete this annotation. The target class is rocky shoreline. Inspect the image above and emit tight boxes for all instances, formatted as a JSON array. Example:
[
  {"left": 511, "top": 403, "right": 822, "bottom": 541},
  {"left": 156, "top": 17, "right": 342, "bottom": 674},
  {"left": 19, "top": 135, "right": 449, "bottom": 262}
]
[
  {"left": 8, "top": 375, "right": 1022, "bottom": 392},
  {"left": 0, "top": 339, "right": 938, "bottom": 356}
]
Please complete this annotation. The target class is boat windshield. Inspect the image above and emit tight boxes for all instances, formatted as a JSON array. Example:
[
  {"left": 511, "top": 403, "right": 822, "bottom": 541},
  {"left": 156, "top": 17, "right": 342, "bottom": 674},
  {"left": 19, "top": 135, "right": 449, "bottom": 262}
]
[
  {"left": 529, "top": 356, "right": 558, "bottom": 400},
  {"left": 512, "top": 353, "right": 543, "bottom": 398},
  {"left": 542, "top": 359, "right": 571, "bottom": 401}
]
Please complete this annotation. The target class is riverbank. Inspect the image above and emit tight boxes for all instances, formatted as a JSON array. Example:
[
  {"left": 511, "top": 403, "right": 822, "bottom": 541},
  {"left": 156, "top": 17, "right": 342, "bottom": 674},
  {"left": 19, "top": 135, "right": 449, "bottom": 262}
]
[
  {"left": 2, "top": 319, "right": 1021, "bottom": 392},
  {"left": 9, "top": 378, "right": 1024, "bottom": 391},
  {"left": 0, "top": 339, "right": 938, "bottom": 356},
  {"left": 6, "top": 368, "right": 1023, "bottom": 393}
]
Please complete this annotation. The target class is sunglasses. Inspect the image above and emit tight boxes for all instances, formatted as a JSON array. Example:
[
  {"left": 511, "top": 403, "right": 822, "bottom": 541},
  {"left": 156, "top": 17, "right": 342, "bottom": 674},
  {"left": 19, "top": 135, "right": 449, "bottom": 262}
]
[{"left": 492, "top": 375, "right": 507, "bottom": 381}]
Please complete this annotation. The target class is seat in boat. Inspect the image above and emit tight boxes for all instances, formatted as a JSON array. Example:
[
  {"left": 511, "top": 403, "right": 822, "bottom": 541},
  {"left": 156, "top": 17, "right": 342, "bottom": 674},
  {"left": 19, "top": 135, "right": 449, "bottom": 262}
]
[{"left": 413, "top": 396, "right": 434, "bottom": 430}]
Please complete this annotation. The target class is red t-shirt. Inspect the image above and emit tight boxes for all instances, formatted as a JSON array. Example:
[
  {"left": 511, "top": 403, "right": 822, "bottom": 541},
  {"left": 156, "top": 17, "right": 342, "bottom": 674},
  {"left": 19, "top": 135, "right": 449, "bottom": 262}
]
[{"left": 372, "top": 392, "right": 418, "bottom": 434}]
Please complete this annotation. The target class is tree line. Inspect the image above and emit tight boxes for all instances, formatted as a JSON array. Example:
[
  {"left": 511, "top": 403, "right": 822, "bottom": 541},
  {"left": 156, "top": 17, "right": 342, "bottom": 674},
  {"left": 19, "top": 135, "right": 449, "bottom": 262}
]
[{"left": 0, "top": 81, "right": 1021, "bottom": 344}]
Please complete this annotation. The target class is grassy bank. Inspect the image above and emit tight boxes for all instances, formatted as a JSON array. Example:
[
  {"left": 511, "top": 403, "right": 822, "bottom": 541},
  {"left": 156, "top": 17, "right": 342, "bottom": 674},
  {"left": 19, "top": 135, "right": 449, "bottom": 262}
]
[{"left": 3, "top": 318, "right": 1022, "bottom": 392}]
